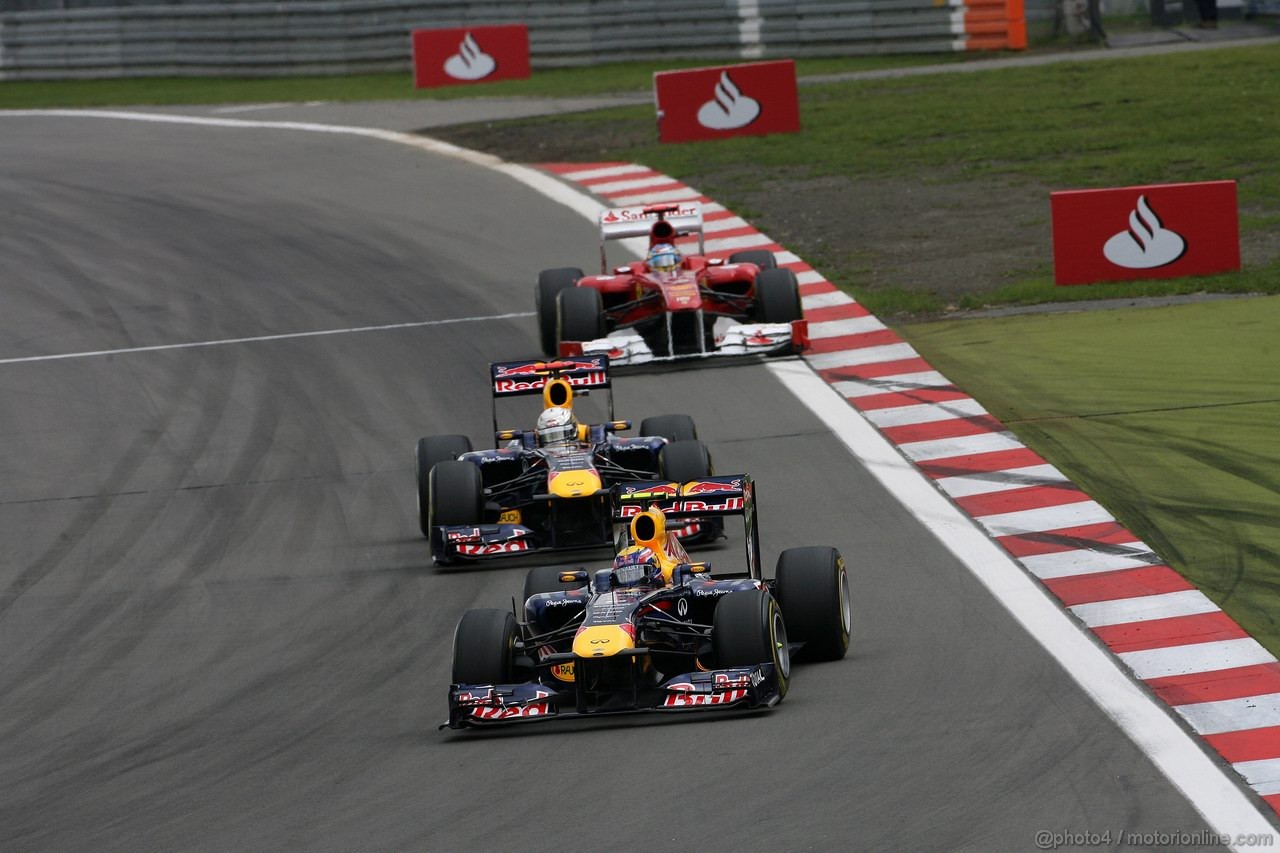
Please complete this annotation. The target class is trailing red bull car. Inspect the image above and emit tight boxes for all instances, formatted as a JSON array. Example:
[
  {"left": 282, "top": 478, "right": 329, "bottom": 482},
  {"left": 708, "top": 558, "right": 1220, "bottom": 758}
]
[
  {"left": 443, "top": 475, "right": 851, "bottom": 729},
  {"left": 416, "top": 354, "right": 721, "bottom": 565},
  {"left": 535, "top": 202, "right": 809, "bottom": 366}
]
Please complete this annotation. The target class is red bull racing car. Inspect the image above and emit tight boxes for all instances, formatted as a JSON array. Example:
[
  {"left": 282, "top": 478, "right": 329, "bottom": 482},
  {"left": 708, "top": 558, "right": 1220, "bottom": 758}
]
[
  {"left": 535, "top": 202, "right": 809, "bottom": 366},
  {"left": 416, "top": 354, "right": 721, "bottom": 565},
  {"left": 443, "top": 475, "right": 851, "bottom": 729}
]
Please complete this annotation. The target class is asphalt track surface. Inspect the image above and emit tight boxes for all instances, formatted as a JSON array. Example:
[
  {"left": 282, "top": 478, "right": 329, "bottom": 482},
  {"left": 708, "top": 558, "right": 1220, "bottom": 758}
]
[{"left": 0, "top": 117, "right": 1236, "bottom": 851}]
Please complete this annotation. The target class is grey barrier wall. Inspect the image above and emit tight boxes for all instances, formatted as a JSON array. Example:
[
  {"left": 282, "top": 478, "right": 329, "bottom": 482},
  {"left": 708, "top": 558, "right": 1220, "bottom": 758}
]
[{"left": 0, "top": 0, "right": 1030, "bottom": 81}]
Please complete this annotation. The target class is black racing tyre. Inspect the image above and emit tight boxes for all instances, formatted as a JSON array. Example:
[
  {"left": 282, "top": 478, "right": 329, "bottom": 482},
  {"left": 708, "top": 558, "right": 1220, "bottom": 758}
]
[
  {"left": 639, "top": 414, "right": 698, "bottom": 443},
  {"left": 536, "top": 267, "right": 583, "bottom": 357},
  {"left": 774, "top": 546, "right": 851, "bottom": 662},
  {"left": 522, "top": 565, "right": 581, "bottom": 604},
  {"left": 416, "top": 435, "right": 473, "bottom": 537},
  {"left": 755, "top": 267, "right": 802, "bottom": 324},
  {"left": 727, "top": 249, "right": 777, "bottom": 271},
  {"left": 428, "top": 460, "right": 483, "bottom": 530},
  {"left": 658, "top": 439, "right": 712, "bottom": 482},
  {"left": 712, "top": 589, "right": 789, "bottom": 700},
  {"left": 556, "top": 286, "right": 605, "bottom": 350},
  {"left": 452, "top": 608, "right": 516, "bottom": 684}
]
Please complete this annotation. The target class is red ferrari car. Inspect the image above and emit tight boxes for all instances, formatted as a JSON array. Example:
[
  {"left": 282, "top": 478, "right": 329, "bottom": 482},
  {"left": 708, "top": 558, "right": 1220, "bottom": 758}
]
[{"left": 535, "top": 203, "right": 808, "bottom": 366}]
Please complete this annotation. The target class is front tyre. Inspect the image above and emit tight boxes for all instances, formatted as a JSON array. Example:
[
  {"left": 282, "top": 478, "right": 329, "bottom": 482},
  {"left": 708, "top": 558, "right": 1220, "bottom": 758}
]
[
  {"left": 452, "top": 608, "right": 516, "bottom": 684},
  {"left": 536, "top": 267, "right": 583, "bottom": 357},
  {"left": 639, "top": 414, "right": 698, "bottom": 443},
  {"left": 774, "top": 546, "right": 850, "bottom": 662},
  {"left": 522, "top": 565, "right": 581, "bottom": 604},
  {"left": 416, "top": 435, "right": 472, "bottom": 537},
  {"left": 755, "top": 267, "right": 802, "bottom": 324},
  {"left": 712, "top": 589, "right": 789, "bottom": 701},
  {"left": 658, "top": 439, "right": 713, "bottom": 482},
  {"left": 556, "top": 286, "right": 605, "bottom": 351},
  {"left": 727, "top": 249, "right": 778, "bottom": 271},
  {"left": 429, "top": 460, "right": 483, "bottom": 531}
]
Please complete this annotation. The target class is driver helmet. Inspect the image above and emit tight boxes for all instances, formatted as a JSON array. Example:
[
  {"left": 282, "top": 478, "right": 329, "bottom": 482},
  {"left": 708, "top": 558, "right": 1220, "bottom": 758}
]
[
  {"left": 612, "top": 546, "right": 661, "bottom": 588},
  {"left": 646, "top": 243, "right": 682, "bottom": 274},
  {"left": 535, "top": 406, "right": 578, "bottom": 448}
]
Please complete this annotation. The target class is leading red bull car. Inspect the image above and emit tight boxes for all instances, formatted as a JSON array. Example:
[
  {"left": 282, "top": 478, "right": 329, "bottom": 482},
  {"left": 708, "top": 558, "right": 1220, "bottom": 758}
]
[
  {"left": 416, "top": 355, "right": 721, "bottom": 565},
  {"left": 535, "top": 202, "right": 809, "bottom": 366},
  {"left": 442, "top": 475, "right": 851, "bottom": 729}
]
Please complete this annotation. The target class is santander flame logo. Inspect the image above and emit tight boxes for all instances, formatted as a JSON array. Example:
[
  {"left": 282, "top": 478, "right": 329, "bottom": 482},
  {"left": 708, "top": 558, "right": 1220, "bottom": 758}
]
[
  {"left": 696, "top": 72, "right": 761, "bottom": 130},
  {"left": 443, "top": 33, "right": 497, "bottom": 81},
  {"left": 1103, "top": 195, "right": 1186, "bottom": 269}
]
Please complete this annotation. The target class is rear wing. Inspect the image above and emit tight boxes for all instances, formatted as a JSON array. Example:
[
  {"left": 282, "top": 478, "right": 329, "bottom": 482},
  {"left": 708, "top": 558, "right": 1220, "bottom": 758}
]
[
  {"left": 489, "top": 355, "right": 614, "bottom": 437},
  {"left": 599, "top": 202, "right": 705, "bottom": 272},
  {"left": 489, "top": 356, "right": 611, "bottom": 399},
  {"left": 612, "top": 474, "right": 761, "bottom": 579}
]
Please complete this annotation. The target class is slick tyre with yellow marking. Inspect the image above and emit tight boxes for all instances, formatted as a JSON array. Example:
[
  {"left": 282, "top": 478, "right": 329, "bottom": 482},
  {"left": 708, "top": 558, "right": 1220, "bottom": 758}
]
[
  {"left": 416, "top": 435, "right": 472, "bottom": 537},
  {"left": 775, "top": 546, "right": 851, "bottom": 662},
  {"left": 452, "top": 609, "right": 516, "bottom": 685},
  {"left": 712, "top": 589, "right": 790, "bottom": 701}
]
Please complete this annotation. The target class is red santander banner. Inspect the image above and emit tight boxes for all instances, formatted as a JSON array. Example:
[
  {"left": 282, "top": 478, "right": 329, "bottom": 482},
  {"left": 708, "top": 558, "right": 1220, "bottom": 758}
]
[
  {"left": 654, "top": 60, "right": 800, "bottom": 144},
  {"left": 412, "top": 25, "right": 529, "bottom": 89},
  {"left": 1050, "top": 181, "right": 1239, "bottom": 286}
]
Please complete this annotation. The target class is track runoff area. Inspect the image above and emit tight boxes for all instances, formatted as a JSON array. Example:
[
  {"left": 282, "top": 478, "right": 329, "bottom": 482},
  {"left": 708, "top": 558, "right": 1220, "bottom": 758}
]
[{"left": 5, "top": 108, "right": 1276, "bottom": 849}]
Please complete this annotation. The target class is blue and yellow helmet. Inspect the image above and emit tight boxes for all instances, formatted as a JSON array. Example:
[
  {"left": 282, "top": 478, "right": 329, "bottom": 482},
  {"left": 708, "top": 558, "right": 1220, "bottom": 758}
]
[{"left": 612, "top": 546, "right": 660, "bottom": 587}]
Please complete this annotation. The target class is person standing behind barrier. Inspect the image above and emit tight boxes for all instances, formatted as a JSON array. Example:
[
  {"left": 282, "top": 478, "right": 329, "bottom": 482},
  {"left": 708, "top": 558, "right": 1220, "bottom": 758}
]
[{"left": 1194, "top": 0, "right": 1218, "bottom": 28}]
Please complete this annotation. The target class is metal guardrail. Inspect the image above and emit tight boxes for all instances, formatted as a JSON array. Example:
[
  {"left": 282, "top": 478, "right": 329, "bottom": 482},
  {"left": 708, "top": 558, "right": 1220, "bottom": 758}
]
[{"left": 0, "top": 0, "right": 1026, "bottom": 80}]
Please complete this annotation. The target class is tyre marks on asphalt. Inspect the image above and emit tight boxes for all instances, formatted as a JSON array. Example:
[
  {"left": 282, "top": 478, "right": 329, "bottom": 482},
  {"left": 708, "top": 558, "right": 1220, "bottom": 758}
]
[{"left": 542, "top": 160, "right": 1280, "bottom": 820}]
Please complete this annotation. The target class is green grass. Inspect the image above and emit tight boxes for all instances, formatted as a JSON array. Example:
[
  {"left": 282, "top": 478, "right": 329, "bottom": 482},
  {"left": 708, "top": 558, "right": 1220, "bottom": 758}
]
[
  {"left": 422, "top": 44, "right": 1280, "bottom": 313},
  {"left": 593, "top": 44, "right": 1280, "bottom": 200},
  {"left": 900, "top": 296, "right": 1280, "bottom": 655},
  {"left": 0, "top": 54, "right": 973, "bottom": 110}
]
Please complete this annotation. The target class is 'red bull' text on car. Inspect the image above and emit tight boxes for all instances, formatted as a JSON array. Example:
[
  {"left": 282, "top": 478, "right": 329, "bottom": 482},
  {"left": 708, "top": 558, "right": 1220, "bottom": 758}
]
[
  {"left": 416, "top": 355, "right": 721, "bottom": 565},
  {"left": 442, "top": 475, "right": 850, "bottom": 729},
  {"left": 535, "top": 202, "right": 809, "bottom": 366}
]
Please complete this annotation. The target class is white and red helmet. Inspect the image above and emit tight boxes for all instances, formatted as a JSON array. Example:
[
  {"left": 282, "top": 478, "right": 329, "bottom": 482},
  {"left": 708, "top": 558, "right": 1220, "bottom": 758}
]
[{"left": 535, "top": 406, "right": 577, "bottom": 447}]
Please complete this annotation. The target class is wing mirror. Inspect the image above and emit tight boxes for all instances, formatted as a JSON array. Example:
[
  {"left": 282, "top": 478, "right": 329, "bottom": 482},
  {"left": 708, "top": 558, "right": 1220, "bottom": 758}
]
[{"left": 559, "top": 570, "right": 590, "bottom": 584}]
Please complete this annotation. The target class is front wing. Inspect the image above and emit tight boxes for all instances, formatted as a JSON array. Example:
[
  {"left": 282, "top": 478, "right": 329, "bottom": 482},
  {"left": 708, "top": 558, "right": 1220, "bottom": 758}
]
[
  {"left": 432, "top": 518, "right": 717, "bottom": 564},
  {"left": 442, "top": 663, "right": 782, "bottom": 729},
  {"left": 566, "top": 319, "right": 808, "bottom": 367},
  {"left": 431, "top": 522, "right": 609, "bottom": 564}
]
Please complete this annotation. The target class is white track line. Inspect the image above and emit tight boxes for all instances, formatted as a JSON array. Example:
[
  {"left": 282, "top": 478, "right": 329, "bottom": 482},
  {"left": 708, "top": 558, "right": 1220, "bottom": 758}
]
[
  {"left": 0, "top": 313, "right": 534, "bottom": 365},
  {"left": 8, "top": 108, "right": 1277, "bottom": 847}
]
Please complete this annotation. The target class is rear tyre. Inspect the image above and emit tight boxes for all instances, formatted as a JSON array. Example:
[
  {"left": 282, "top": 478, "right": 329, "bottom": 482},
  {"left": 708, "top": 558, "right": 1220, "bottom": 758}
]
[
  {"left": 429, "top": 460, "right": 483, "bottom": 530},
  {"left": 536, "top": 267, "right": 583, "bottom": 357},
  {"left": 556, "top": 287, "right": 605, "bottom": 352},
  {"left": 755, "top": 268, "right": 802, "bottom": 324},
  {"left": 712, "top": 589, "right": 789, "bottom": 700},
  {"left": 728, "top": 249, "right": 777, "bottom": 271},
  {"left": 452, "top": 608, "right": 516, "bottom": 684},
  {"left": 416, "top": 435, "right": 473, "bottom": 537},
  {"left": 522, "top": 565, "right": 581, "bottom": 604},
  {"left": 659, "top": 439, "right": 713, "bottom": 482},
  {"left": 639, "top": 414, "right": 698, "bottom": 443},
  {"left": 774, "top": 546, "right": 850, "bottom": 662}
]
